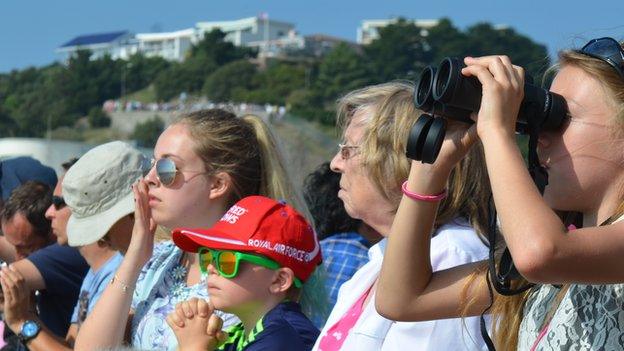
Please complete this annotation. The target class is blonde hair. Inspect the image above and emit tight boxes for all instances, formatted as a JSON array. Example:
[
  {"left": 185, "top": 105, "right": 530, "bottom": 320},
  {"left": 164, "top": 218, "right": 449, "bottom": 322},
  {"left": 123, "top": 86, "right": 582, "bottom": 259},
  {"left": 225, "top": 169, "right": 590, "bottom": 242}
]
[
  {"left": 336, "top": 81, "right": 491, "bottom": 234},
  {"left": 177, "top": 109, "right": 310, "bottom": 219},
  {"left": 490, "top": 42, "right": 624, "bottom": 351},
  {"left": 176, "top": 109, "right": 325, "bottom": 321}
]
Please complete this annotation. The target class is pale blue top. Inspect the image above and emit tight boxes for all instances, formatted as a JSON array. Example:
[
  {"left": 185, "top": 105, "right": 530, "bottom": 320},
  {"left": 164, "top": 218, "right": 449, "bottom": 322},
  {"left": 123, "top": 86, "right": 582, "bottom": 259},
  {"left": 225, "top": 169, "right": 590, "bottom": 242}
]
[
  {"left": 130, "top": 241, "right": 239, "bottom": 351},
  {"left": 71, "top": 252, "right": 123, "bottom": 326}
]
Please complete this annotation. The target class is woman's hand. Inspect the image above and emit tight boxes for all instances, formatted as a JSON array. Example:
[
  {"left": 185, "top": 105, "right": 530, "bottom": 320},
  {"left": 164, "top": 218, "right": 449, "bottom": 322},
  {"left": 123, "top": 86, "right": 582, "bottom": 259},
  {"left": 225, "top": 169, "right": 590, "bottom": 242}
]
[
  {"left": 166, "top": 298, "right": 226, "bottom": 351},
  {"left": 461, "top": 55, "right": 525, "bottom": 141},
  {"left": 127, "top": 178, "right": 157, "bottom": 266},
  {"left": 409, "top": 119, "right": 478, "bottom": 193}
]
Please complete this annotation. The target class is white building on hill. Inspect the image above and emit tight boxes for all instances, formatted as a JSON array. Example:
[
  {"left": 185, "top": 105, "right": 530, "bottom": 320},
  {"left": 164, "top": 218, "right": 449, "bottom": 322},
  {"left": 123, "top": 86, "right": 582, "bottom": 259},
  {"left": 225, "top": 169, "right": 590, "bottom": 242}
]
[
  {"left": 56, "top": 30, "right": 138, "bottom": 61},
  {"left": 357, "top": 18, "right": 440, "bottom": 45},
  {"left": 195, "top": 16, "right": 294, "bottom": 47},
  {"left": 57, "top": 16, "right": 298, "bottom": 62},
  {"left": 135, "top": 28, "right": 196, "bottom": 62}
]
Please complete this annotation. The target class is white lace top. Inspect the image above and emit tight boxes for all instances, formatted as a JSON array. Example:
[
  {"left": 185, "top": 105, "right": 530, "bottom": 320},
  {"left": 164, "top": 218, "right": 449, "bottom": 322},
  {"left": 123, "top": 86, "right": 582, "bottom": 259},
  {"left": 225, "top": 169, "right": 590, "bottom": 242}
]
[
  {"left": 518, "top": 283, "right": 624, "bottom": 350},
  {"left": 518, "top": 215, "right": 624, "bottom": 350}
]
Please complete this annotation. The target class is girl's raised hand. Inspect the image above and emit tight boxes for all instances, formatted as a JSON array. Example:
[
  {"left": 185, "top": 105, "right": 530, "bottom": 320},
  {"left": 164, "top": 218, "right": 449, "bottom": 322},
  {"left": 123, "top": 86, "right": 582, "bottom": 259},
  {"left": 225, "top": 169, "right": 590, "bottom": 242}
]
[
  {"left": 462, "top": 55, "right": 525, "bottom": 140},
  {"left": 128, "top": 178, "right": 157, "bottom": 265}
]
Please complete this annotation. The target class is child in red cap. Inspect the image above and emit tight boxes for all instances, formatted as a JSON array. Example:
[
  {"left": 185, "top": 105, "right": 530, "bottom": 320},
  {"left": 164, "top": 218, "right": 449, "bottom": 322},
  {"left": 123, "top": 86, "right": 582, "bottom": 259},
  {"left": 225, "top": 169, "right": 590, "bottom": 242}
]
[{"left": 166, "top": 195, "right": 322, "bottom": 351}]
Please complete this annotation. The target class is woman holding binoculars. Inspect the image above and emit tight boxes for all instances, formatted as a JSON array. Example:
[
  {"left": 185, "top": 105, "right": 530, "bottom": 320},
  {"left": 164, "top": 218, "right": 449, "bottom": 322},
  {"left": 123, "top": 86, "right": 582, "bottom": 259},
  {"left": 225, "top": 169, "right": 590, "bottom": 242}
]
[
  {"left": 377, "top": 38, "right": 624, "bottom": 350},
  {"left": 312, "top": 82, "right": 492, "bottom": 350}
]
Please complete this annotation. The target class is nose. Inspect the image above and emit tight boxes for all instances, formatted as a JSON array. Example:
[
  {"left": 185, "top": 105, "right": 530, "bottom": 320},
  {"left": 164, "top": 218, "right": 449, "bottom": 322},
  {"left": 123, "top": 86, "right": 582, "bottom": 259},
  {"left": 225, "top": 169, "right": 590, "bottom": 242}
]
[
  {"left": 144, "top": 161, "right": 159, "bottom": 187},
  {"left": 206, "top": 263, "right": 219, "bottom": 276},
  {"left": 44, "top": 204, "right": 55, "bottom": 220},
  {"left": 329, "top": 150, "right": 344, "bottom": 173}
]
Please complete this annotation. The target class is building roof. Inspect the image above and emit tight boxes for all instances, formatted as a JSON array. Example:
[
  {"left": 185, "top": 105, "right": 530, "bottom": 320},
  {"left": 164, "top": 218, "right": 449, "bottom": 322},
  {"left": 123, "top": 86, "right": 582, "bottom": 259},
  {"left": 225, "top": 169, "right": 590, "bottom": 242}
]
[
  {"left": 196, "top": 16, "right": 294, "bottom": 33},
  {"left": 59, "top": 30, "right": 129, "bottom": 48},
  {"left": 136, "top": 28, "right": 195, "bottom": 42}
]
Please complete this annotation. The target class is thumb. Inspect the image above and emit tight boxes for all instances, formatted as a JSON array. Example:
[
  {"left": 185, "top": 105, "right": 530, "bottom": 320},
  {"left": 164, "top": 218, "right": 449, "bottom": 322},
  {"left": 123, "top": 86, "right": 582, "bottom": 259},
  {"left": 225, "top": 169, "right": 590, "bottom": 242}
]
[{"left": 461, "top": 124, "right": 479, "bottom": 149}]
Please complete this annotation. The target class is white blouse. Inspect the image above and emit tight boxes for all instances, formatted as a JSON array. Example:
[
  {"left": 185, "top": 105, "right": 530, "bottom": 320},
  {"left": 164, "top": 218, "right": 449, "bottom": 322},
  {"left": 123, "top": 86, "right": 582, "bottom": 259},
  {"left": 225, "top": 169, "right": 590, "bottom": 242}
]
[{"left": 313, "top": 218, "right": 490, "bottom": 351}]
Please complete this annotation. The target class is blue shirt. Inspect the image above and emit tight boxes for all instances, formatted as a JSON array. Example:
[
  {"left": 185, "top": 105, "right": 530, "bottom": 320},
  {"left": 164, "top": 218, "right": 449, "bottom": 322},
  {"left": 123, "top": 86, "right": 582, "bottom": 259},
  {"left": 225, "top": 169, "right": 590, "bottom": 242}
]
[
  {"left": 27, "top": 244, "right": 89, "bottom": 337},
  {"left": 320, "top": 232, "right": 370, "bottom": 307},
  {"left": 71, "top": 252, "right": 123, "bottom": 326},
  {"left": 131, "top": 241, "right": 239, "bottom": 351},
  {"left": 218, "top": 301, "right": 319, "bottom": 351}
]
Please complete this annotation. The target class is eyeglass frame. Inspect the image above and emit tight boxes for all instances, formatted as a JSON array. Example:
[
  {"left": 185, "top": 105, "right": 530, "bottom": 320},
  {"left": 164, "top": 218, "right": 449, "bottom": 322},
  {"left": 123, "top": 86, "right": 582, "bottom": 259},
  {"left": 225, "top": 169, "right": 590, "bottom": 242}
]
[
  {"left": 51, "top": 195, "right": 66, "bottom": 210},
  {"left": 576, "top": 37, "right": 624, "bottom": 79},
  {"left": 337, "top": 143, "right": 360, "bottom": 160},
  {"left": 198, "top": 247, "right": 303, "bottom": 288},
  {"left": 147, "top": 157, "right": 209, "bottom": 186}
]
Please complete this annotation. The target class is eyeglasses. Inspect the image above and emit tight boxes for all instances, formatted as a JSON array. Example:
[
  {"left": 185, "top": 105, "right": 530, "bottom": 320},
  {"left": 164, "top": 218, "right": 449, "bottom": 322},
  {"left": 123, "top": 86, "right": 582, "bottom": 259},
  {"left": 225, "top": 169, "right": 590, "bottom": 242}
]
[
  {"left": 577, "top": 37, "right": 624, "bottom": 79},
  {"left": 52, "top": 196, "right": 66, "bottom": 210},
  {"left": 337, "top": 143, "right": 360, "bottom": 160},
  {"left": 148, "top": 157, "right": 207, "bottom": 186},
  {"left": 198, "top": 248, "right": 303, "bottom": 288}
]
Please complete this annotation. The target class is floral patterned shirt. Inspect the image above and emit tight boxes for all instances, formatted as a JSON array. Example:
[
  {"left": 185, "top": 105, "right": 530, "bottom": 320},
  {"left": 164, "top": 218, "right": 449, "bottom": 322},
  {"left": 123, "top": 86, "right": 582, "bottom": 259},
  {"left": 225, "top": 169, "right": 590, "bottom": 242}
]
[{"left": 130, "top": 241, "right": 239, "bottom": 350}]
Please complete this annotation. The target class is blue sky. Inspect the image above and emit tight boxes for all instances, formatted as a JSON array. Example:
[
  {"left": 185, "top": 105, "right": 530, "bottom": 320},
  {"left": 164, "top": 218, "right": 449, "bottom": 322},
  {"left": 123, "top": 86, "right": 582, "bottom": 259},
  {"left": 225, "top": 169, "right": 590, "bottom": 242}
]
[{"left": 1, "top": 0, "right": 622, "bottom": 73}]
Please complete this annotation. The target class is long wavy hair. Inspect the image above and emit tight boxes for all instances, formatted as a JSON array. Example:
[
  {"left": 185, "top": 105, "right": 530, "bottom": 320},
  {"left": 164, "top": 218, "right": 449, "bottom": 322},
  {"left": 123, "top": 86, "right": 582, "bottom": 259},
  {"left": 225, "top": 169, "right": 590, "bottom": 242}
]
[
  {"left": 489, "top": 42, "right": 624, "bottom": 351},
  {"left": 336, "top": 81, "right": 492, "bottom": 236}
]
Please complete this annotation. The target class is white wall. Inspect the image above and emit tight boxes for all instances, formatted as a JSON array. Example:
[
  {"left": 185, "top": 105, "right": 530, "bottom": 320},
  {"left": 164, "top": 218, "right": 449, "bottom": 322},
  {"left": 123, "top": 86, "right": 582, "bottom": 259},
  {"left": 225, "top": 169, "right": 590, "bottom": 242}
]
[{"left": 0, "top": 138, "right": 151, "bottom": 175}]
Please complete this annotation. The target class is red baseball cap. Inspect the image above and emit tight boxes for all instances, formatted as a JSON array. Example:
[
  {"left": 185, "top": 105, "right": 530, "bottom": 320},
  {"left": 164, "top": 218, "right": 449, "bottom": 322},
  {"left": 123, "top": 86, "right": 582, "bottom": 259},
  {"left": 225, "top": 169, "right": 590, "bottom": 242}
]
[{"left": 172, "top": 195, "right": 322, "bottom": 283}]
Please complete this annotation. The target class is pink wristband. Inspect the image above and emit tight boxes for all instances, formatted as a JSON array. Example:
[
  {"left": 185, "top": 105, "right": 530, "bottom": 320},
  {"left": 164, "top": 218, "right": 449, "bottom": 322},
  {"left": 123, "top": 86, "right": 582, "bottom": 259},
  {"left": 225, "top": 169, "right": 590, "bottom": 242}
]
[{"left": 401, "top": 181, "right": 447, "bottom": 202}]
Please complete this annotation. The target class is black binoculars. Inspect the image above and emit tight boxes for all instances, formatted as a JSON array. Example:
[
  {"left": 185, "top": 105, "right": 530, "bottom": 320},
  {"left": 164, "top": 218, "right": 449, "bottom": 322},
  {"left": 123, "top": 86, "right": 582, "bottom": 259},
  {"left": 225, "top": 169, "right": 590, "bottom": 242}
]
[{"left": 406, "top": 57, "right": 568, "bottom": 163}]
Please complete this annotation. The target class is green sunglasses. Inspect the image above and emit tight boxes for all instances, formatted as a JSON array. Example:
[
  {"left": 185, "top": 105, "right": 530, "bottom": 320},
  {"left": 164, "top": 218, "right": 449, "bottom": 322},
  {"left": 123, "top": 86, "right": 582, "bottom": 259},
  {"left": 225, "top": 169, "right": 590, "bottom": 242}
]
[{"left": 198, "top": 248, "right": 303, "bottom": 288}]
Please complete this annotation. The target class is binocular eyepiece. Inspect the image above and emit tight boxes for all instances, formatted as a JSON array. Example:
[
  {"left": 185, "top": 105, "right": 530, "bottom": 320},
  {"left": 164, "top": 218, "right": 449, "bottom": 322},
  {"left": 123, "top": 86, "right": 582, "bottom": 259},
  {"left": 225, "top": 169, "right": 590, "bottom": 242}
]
[{"left": 406, "top": 57, "right": 568, "bottom": 163}]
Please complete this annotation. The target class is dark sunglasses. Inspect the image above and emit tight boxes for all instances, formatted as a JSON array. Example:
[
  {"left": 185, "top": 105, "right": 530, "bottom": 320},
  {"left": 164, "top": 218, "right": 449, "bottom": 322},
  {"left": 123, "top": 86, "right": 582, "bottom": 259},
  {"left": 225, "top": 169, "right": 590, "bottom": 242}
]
[
  {"left": 577, "top": 37, "right": 624, "bottom": 79},
  {"left": 52, "top": 195, "right": 66, "bottom": 210}
]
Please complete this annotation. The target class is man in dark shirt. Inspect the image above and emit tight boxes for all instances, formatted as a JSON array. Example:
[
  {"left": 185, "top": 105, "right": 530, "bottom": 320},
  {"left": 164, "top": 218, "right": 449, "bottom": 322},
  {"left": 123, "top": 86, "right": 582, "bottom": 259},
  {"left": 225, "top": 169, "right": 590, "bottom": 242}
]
[{"left": 0, "top": 160, "right": 88, "bottom": 339}]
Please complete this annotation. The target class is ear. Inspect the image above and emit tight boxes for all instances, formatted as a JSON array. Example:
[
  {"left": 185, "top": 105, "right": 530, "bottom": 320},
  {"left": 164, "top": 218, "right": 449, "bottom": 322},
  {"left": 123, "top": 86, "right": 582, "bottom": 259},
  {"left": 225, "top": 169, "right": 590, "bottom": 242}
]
[
  {"left": 208, "top": 172, "right": 232, "bottom": 201},
  {"left": 269, "top": 267, "right": 296, "bottom": 294},
  {"left": 97, "top": 234, "right": 111, "bottom": 248}
]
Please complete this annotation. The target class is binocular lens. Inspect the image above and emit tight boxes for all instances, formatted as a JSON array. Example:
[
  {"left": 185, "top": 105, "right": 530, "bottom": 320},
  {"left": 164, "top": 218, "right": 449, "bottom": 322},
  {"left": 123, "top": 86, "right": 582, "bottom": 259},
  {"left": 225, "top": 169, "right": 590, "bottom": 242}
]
[
  {"left": 415, "top": 66, "right": 435, "bottom": 110},
  {"left": 407, "top": 56, "right": 568, "bottom": 164},
  {"left": 434, "top": 59, "right": 451, "bottom": 100}
]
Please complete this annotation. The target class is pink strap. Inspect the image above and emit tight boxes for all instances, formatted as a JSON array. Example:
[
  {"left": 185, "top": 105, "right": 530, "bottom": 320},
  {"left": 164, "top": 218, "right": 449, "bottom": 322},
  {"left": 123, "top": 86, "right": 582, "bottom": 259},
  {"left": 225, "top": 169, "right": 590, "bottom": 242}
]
[
  {"left": 317, "top": 286, "right": 372, "bottom": 350},
  {"left": 401, "top": 181, "right": 447, "bottom": 202},
  {"left": 530, "top": 322, "right": 550, "bottom": 351}
]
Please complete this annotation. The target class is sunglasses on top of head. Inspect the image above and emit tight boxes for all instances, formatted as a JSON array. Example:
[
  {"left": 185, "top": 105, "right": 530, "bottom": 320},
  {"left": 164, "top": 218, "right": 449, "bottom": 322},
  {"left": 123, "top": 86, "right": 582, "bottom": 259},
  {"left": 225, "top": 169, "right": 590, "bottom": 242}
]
[{"left": 576, "top": 37, "right": 624, "bottom": 79}]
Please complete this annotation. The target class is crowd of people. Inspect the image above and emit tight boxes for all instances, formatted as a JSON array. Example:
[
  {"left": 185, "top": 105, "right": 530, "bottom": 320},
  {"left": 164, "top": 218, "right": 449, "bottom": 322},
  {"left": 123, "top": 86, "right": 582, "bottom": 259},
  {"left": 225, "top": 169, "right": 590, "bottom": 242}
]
[
  {"left": 0, "top": 38, "right": 622, "bottom": 351},
  {"left": 103, "top": 99, "right": 288, "bottom": 124}
]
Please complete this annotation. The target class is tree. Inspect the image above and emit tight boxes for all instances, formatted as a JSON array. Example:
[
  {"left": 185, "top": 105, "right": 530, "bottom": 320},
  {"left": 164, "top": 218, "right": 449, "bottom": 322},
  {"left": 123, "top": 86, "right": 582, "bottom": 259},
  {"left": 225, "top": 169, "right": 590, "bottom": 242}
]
[
  {"left": 153, "top": 63, "right": 203, "bottom": 101},
  {"left": 124, "top": 54, "right": 170, "bottom": 93},
  {"left": 189, "top": 30, "right": 256, "bottom": 67},
  {"left": 132, "top": 116, "right": 164, "bottom": 147},
  {"left": 424, "top": 18, "right": 469, "bottom": 65},
  {"left": 0, "top": 106, "right": 18, "bottom": 137},
  {"left": 87, "top": 107, "right": 111, "bottom": 128},
  {"left": 364, "top": 18, "right": 433, "bottom": 82},
  {"left": 203, "top": 60, "right": 257, "bottom": 102},
  {"left": 462, "top": 23, "right": 550, "bottom": 79},
  {"left": 243, "top": 62, "right": 307, "bottom": 105},
  {"left": 315, "top": 43, "right": 373, "bottom": 101}
]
